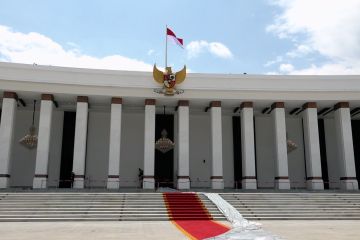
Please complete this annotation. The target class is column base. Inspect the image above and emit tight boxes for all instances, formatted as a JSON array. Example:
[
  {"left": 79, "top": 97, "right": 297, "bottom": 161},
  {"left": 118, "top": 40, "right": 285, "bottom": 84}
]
[
  {"left": 74, "top": 177, "right": 85, "bottom": 189},
  {"left": 242, "top": 178, "right": 257, "bottom": 189},
  {"left": 306, "top": 178, "right": 324, "bottom": 190},
  {"left": 33, "top": 176, "right": 47, "bottom": 189},
  {"left": 0, "top": 175, "right": 10, "bottom": 188},
  {"left": 107, "top": 176, "right": 120, "bottom": 189},
  {"left": 211, "top": 177, "right": 224, "bottom": 189},
  {"left": 177, "top": 177, "right": 190, "bottom": 190},
  {"left": 275, "top": 178, "right": 290, "bottom": 190},
  {"left": 340, "top": 178, "right": 358, "bottom": 190},
  {"left": 143, "top": 177, "right": 155, "bottom": 189}
]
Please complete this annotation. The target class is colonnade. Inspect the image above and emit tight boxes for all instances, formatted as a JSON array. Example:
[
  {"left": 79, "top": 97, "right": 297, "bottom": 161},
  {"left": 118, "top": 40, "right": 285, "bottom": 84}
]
[{"left": 0, "top": 91, "right": 358, "bottom": 190}]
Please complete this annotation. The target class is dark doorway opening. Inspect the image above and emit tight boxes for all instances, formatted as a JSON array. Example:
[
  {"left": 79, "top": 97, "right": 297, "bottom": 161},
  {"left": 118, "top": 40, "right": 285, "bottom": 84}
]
[
  {"left": 318, "top": 119, "right": 329, "bottom": 189},
  {"left": 155, "top": 114, "right": 174, "bottom": 188},
  {"left": 232, "top": 116, "right": 242, "bottom": 189},
  {"left": 351, "top": 120, "right": 360, "bottom": 183},
  {"left": 59, "top": 111, "right": 76, "bottom": 188}
]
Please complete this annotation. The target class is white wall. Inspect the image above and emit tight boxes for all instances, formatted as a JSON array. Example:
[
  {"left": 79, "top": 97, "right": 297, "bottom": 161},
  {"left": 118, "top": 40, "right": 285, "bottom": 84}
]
[
  {"left": 119, "top": 111, "right": 144, "bottom": 187},
  {"left": 222, "top": 115, "right": 234, "bottom": 188},
  {"left": 189, "top": 113, "right": 211, "bottom": 188},
  {"left": 324, "top": 118, "right": 341, "bottom": 188},
  {"left": 255, "top": 116, "right": 275, "bottom": 188},
  {"left": 188, "top": 112, "right": 233, "bottom": 188},
  {"left": 85, "top": 111, "right": 110, "bottom": 188},
  {"left": 255, "top": 115, "right": 306, "bottom": 189},
  {"left": 286, "top": 117, "right": 306, "bottom": 189},
  {"left": 10, "top": 109, "right": 39, "bottom": 187},
  {"left": 9, "top": 107, "right": 63, "bottom": 188},
  {"left": 173, "top": 113, "right": 178, "bottom": 184},
  {"left": 47, "top": 110, "right": 64, "bottom": 187}
]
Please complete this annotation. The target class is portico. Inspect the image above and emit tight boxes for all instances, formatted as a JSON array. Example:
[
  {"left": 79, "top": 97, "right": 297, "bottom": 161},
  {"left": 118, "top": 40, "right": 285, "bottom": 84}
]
[{"left": 0, "top": 62, "right": 359, "bottom": 190}]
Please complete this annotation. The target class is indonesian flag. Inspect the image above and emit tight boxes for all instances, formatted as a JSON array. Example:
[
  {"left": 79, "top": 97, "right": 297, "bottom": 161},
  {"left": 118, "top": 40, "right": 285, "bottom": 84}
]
[{"left": 167, "top": 28, "right": 184, "bottom": 48}]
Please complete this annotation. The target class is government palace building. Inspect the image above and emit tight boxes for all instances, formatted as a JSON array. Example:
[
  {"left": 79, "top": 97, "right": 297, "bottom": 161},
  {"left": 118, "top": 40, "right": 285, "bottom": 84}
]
[{"left": 0, "top": 62, "right": 359, "bottom": 191}]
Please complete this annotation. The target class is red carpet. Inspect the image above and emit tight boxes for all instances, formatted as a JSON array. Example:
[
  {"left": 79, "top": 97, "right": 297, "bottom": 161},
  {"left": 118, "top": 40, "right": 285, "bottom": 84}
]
[{"left": 163, "top": 192, "right": 230, "bottom": 240}]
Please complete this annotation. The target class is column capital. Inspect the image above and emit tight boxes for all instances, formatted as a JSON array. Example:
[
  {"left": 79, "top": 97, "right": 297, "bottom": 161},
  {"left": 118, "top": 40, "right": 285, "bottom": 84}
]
[
  {"left": 240, "top": 102, "right": 253, "bottom": 109},
  {"left": 302, "top": 102, "right": 317, "bottom": 109},
  {"left": 178, "top": 100, "right": 189, "bottom": 106},
  {"left": 307, "top": 177, "right": 323, "bottom": 180},
  {"left": 145, "top": 99, "right": 156, "bottom": 105},
  {"left": 334, "top": 102, "right": 349, "bottom": 110},
  {"left": 77, "top": 96, "right": 88, "bottom": 103},
  {"left": 3, "top": 91, "right": 18, "bottom": 100},
  {"left": 210, "top": 101, "right": 221, "bottom": 108},
  {"left": 111, "top": 97, "right": 122, "bottom": 104},
  {"left": 177, "top": 176, "right": 190, "bottom": 179},
  {"left": 41, "top": 94, "right": 54, "bottom": 101},
  {"left": 271, "top": 102, "right": 285, "bottom": 110}
]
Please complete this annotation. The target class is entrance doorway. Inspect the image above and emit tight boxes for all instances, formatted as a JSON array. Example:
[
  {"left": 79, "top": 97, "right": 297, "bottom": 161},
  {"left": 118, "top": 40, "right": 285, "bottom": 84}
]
[
  {"left": 351, "top": 120, "right": 360, "bottom": 183},
  {"left": 232, "top": 116, "right": 242, "bottom": 189},
  {"left": 155, "top": 114, "right": 174, "bottom": 188},
  {"left": 59, "top": 111, "right": 76, "bottom": 188},
  {"left": 318, "top": 119, "right": 329, "bottom": 189}
]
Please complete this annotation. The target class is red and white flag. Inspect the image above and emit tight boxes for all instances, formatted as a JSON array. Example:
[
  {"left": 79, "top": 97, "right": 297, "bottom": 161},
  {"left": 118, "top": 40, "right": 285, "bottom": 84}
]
[{"left": 167, "top": 28, "right": 183, "bottom": 48}]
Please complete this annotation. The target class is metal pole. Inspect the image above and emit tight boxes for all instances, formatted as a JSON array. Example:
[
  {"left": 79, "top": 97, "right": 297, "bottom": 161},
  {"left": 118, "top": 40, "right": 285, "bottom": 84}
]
[{"left": 165, "top": 25, "right": 168, "bottom": 69}]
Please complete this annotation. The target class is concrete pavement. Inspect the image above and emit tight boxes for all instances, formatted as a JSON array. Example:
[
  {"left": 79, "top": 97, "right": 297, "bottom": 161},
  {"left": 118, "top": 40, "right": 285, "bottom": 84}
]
[{"left": 1, "top": 220, "right": 360, "bottom": 239}]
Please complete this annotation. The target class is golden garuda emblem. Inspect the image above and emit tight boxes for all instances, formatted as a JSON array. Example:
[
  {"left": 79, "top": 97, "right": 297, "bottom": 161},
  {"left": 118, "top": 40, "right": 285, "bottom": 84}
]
[{"left": 153, "top": 64, "right": 186, "bottom": 96}]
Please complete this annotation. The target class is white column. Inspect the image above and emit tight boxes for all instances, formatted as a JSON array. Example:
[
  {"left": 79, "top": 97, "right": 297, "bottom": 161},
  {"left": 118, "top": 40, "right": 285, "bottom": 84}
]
[
  {"left": 210, "top": 101, "right": 224, "bottom": 189},
  {"left": 72, "top": 96, "right": 88, "bottom": 189},
  {"left": 107, "top": 97, "right": 122, "bottom": 189},
  {"left": 0, "top": 92, "right": 17, "bottom": 188},
  {"left": 33, "top": 94, "right": 54, "bottom": 189},
  {"left": 334, "top": 102, "right": 358, "bottom": 190},
  {"left": 271, "top": 102, "right": 290, "bottom": 189},
  {"left": 177, "top": 100, "right": 190, "bottom": 189},
  {"left": 143, "top": 99, "right": 156, "bottom": 189},
  {"left": 302, "top": 102, "right": 324, "bottom": 190},
  {"left": 240, "top": 102, "right": 257, "bottom": 189}
]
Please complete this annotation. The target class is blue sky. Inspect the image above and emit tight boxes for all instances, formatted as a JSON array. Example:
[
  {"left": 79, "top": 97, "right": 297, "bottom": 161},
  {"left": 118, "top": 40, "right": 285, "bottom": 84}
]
[{"left": 0, "top": 0, "right": 359, "bottom": 74}]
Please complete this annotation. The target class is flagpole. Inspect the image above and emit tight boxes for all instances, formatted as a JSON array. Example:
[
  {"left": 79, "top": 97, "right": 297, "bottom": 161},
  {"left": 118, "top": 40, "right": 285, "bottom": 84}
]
[{"left": 165, "top": 25, "right": 168, "bottom": 70}]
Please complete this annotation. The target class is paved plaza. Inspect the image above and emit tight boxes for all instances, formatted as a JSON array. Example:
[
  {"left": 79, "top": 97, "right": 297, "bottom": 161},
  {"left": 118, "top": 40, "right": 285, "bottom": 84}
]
[{"left": 0, "top": 220, "right": 360, "bottom": 240}]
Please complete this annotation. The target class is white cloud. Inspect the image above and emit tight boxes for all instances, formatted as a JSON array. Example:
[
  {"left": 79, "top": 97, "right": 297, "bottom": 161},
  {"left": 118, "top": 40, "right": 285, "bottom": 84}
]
[
  {"left": 279, "top": 63, "right": 294, "bottom": 72},
  {"left": 66, "top": 41, "right": 80, "bottom": 49},
  {"left": 267, "top": 0, "right": 360, "bottom": 74},
  {"left": 147, "top": 49, "right": 155, "bottom": 56},
  {"left": 264, "top": 56, "right": 283, "bottom": 67},
  {"left": 287, "top": 63, "right": 360, "bottom": 75},
  {"left": 268, "top": 62, "right": 360, "bottom": 75},
  {"left": 286, "top": 44, "right": 312, "bottom": 58},
  {"left": 0, "top": 25, "right": 153, "bottom": 71},
  {"left": 186, "top": 40, "right": 233, "bottom": 59}
]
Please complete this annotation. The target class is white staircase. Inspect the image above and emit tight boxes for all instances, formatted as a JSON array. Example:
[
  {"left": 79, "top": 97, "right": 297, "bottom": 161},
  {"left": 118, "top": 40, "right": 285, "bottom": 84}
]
[
  {"left": 220, "top": 192, "right": 360, "bottom": 220},
  {"left": 0, "top": 192, "right": 225, "bottom": 222}
]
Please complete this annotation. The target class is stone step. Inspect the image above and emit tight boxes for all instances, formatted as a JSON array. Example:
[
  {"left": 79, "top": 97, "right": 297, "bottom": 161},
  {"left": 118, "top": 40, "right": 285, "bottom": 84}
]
[
  {"left": 0, "top": 213, "right": 223, "bottom": 217},
  {"left": 0, "top": 217, "right": 226, "bottom": 222},
  {"left": 220, "top": 193, "right": 360, "bottom": 220},
  {"left": 0, "top": 192, "right": 227, "bottom": 222}
]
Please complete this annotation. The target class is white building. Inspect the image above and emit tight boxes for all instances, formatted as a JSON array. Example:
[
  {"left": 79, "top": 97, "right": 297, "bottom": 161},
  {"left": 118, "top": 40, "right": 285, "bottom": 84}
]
[{"left": 0, "top": 62, "right": 359, "bottom": 190}]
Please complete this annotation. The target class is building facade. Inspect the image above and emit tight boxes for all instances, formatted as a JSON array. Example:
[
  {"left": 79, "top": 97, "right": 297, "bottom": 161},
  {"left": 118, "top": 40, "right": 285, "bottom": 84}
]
[{"left": 0, "top": 62, "right": 359, "bottom": 190}]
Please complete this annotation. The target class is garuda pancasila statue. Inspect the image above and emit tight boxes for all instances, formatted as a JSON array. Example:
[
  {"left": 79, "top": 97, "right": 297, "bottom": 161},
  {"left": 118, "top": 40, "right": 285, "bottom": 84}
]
[{"left": 153, "top": 64, "right": 186, "bottom": 96}]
